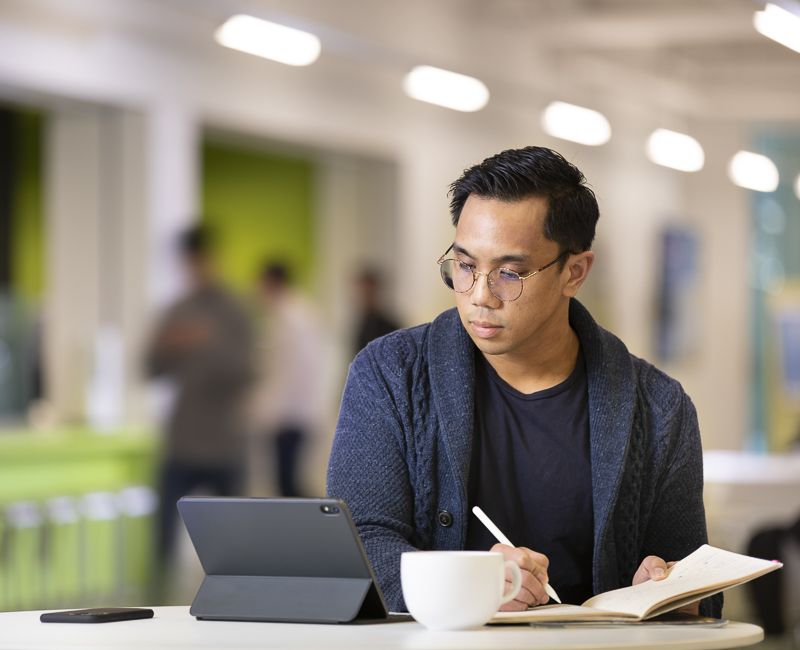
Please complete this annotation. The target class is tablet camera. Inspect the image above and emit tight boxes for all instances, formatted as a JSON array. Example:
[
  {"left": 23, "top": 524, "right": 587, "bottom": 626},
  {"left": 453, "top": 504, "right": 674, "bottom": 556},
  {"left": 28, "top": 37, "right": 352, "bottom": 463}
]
[{"left": 320, "top": 504, "right": 340, "bottom": 515}]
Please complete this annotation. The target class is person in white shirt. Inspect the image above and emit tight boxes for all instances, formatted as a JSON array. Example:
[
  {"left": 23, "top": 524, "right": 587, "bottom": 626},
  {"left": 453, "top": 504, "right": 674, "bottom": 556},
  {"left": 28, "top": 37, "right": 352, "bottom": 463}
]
[{"left": 252, "top": 261, "right": 326, "bottom": 496}]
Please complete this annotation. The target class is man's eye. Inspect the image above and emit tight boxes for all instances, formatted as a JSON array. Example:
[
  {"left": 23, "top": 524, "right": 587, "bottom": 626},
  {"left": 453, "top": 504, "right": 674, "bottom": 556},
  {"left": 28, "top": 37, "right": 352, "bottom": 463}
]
[
  {"left": 456, "top": 261, "right": 474, "bottom": 273},
  {"left": 497, "top": 268, "right": 521, "bottom": 281}
]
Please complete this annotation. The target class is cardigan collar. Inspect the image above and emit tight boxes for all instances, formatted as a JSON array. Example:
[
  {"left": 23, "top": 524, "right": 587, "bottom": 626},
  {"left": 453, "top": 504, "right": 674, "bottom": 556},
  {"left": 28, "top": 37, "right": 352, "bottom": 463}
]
[
  {"left": 570, "top": 301, "right": 637, "bottom": 588},
  {"left": 428, "top": 308, "right": 475, "bottom": 504}
]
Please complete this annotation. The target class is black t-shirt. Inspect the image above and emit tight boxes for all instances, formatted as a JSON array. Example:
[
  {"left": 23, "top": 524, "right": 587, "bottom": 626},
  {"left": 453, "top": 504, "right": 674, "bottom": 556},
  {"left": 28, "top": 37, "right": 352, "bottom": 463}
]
[{"left": 465, "top": 348, "right": 594, "bottom": 605}]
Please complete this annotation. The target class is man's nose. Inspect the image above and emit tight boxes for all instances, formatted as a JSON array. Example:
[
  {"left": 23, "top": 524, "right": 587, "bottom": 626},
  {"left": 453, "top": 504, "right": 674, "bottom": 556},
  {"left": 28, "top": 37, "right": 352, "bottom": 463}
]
[{"left": 470, "top": 272, "right": 501, "bottom": 308}]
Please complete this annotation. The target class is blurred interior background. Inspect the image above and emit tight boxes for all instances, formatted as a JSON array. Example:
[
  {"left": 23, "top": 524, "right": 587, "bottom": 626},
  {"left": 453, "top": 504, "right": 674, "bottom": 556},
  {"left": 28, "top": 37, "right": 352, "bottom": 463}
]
[{"left": 1, "top": 0, "right": 799, "bottom": 641}]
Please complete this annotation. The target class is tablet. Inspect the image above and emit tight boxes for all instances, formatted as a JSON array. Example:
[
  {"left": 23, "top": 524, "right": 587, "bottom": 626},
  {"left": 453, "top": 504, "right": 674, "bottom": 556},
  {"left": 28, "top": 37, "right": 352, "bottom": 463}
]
[{"left": 177, "top": 496, "right": 389, "bottom": 623}]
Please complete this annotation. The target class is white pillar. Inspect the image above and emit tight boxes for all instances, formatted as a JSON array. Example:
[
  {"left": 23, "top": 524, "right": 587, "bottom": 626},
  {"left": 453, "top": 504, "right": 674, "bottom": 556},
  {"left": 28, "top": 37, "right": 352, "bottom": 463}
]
[
  {"left": 44, "top": 107, "right": 103, "bottom": 423},
  {"left": 43, "top": 101, "right": 201, "bottom": 428},
  {"left": 145, "top": 103, "right": 199, "bottom": 310}
]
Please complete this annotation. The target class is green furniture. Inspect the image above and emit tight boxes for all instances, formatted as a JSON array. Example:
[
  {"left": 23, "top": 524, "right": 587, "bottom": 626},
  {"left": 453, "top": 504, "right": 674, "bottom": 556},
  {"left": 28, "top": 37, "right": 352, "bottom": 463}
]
[{"left": 0, "top": 428, "right": 158, "bottom": 611}]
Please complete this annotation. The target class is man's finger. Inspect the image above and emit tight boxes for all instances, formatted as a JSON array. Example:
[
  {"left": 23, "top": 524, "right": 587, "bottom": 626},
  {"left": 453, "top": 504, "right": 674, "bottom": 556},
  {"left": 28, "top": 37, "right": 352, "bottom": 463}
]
[
  {"left": 492, "top": 544, "right": 550, "bottom": 579},
  {"left": 517, "top": 547, "right": 550, "bottom": 571},
  {"left": 499, "top": 575, "right": 549, "bottom": 610},
  {"left": 517, "top": 570, "right": 549, "bottom": 605},
  {"left": 492, "top": 543, "right": 552, "bottom": 609},
  {"left": 632, "top": 555, "right": 669, "bottom": 585}
]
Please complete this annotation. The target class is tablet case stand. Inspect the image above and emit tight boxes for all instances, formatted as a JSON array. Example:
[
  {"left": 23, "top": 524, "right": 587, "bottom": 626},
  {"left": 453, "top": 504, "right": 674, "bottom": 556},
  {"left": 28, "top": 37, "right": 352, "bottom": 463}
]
[
  {"left": 191, "top": 575, "right": 386, "bottom": 623},
  {"left": 178, "top": 497, "right": 390, "bottom": 625}
]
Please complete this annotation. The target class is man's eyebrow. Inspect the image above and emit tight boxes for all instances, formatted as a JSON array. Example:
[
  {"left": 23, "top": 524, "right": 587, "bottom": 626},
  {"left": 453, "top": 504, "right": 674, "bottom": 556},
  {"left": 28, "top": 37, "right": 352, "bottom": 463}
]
[{"left": 452, "top": 243, "right": 530, "bottom": 265}]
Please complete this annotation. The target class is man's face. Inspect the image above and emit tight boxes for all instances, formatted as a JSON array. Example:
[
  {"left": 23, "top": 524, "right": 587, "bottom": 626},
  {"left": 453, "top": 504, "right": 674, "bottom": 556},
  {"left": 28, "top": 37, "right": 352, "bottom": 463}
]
[{"left": 452, "top": 194, "right": 571, "bottom": 360}]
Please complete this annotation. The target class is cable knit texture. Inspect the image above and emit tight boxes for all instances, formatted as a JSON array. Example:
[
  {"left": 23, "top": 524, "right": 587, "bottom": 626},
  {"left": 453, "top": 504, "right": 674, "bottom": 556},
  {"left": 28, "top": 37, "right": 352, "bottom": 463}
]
[{"left": 327, "top": 299, "right": 722, "bottom": 617}]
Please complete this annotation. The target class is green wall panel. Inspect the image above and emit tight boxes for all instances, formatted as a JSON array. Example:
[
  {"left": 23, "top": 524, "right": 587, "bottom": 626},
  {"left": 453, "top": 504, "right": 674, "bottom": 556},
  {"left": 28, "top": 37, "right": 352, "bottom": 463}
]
[
  {"left": 201, "top": 141, "right": 316, "bottom": 293},
  {"left": 11, "top": 110, "right": 44, "bottom": 301}
]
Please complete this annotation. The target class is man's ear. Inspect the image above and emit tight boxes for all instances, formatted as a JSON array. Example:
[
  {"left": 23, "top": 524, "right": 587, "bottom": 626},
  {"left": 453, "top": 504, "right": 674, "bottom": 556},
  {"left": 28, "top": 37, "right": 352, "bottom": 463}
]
[{"left": 562, "top": 251, "right": 594, "bottom": 297}]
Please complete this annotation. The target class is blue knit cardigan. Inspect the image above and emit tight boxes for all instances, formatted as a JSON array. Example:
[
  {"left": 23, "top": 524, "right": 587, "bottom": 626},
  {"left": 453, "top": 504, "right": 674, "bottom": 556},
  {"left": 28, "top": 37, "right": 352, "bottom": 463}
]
[{"left": 327, "top": 300, "right": 722, "bottom": 617}]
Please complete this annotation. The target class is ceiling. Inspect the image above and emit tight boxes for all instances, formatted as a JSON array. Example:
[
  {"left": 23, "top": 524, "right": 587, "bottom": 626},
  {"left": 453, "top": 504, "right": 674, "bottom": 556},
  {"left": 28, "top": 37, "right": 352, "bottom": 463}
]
[
  {"left": 172, "top": 0, "right": 800, "bottom": 123},
  {"left": 4, "top": 0, "right": 800, "bottom": 123}
]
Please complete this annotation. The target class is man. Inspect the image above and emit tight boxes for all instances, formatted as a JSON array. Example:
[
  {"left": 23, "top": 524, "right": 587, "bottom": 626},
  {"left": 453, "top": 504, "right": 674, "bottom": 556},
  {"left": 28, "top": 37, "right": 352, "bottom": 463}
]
[
  {"left": 327, "top": 146, "right": 721, "bottom": 617},
  {"left": 146, "top": 225, "right": 254, "bottom": 572}
]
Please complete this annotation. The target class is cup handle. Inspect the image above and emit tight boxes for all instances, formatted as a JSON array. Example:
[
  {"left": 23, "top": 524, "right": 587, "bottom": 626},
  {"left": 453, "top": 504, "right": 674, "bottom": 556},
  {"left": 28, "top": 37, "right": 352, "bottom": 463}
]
[{"left": 500, "top": 560, "right": 523, "bottom": 605}]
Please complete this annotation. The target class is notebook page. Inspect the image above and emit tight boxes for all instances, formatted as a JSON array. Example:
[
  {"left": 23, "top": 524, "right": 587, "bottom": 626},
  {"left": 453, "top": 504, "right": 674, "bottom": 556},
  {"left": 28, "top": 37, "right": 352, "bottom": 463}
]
[{"left": 583, "top": 544, "right": 781, "bottom": 619}]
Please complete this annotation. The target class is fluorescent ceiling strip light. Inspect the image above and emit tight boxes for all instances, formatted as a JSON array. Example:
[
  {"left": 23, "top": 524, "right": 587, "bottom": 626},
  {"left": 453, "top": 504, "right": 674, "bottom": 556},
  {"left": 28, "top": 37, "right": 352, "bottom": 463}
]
[
  {"left": 795, "top": 173, "right": 800, "bottom": 200},
  {"left": 754, "top": 3, "right": 800, "bottom": 54},
  {"left": 541, "top": 101, "right": 611, "bottom": 146},
  {"left": 215, "top": 14, "right": 321, "bottom": 66},
  {"left": 403, "top": 65, "right": 489, "bottom": 112},
  {"left": 646, "top": 129, "right": 705, "bottom": 172},
  {"left": 728, "top": 151, "right": 780, "bottom": 192}
]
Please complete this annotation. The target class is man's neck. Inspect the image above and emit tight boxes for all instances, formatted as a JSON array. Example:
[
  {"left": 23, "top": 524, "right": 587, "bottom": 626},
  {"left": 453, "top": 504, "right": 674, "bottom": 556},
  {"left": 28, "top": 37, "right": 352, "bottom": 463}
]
[{"left": 481, "top": 326, "right": 580, "bottom": 394}]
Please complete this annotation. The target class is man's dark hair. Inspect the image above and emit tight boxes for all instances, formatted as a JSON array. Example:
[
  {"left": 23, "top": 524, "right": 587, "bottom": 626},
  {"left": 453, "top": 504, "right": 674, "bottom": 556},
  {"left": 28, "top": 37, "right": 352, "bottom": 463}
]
[
  {"left": 178, "top": 224, "right": 213, "bottom": 257},
  {"left": 448, "top": 146, "right": 599, "bottom": 255}
]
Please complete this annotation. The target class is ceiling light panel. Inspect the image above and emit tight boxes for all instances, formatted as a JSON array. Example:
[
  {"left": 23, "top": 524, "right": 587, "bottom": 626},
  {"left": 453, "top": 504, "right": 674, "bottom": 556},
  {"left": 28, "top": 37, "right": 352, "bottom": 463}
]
[
  {"left": 541, "top": 101, "right": 611, "bottom": 146},
  {"left": 753, "top": 3, "right": 800, "bottom": 54},
  {"left": 646, "top": 129, "right": 705, "bottom": 172},
  {"left": 728, "top": 151, "right": 780, "bottom": 192},
  {"left": 403, "top": 66, "right": 489, "bottom": 112},
  {"left": 215, "top": 15, "right": 321, "bottom": 66}
]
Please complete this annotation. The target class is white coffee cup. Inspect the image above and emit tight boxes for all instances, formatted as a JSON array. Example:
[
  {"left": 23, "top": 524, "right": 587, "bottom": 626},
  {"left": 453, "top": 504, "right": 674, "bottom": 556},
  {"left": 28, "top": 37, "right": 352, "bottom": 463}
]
[{"left": 401, "top": 550, "right": 523, "bottom": 630}]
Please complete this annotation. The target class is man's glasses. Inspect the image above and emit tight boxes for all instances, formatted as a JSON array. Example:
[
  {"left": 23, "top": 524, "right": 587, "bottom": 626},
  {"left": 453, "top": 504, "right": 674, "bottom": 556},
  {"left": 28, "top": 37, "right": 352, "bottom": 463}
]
[{"left": 437, "top": 244, "right": 568, "bottom": 302}]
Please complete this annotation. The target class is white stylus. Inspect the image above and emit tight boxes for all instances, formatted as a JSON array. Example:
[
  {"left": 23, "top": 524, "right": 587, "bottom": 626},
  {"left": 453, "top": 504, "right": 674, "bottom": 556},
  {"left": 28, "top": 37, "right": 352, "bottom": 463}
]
[{"left": 472, "top": 505, "right": 562, "bottom": 604}]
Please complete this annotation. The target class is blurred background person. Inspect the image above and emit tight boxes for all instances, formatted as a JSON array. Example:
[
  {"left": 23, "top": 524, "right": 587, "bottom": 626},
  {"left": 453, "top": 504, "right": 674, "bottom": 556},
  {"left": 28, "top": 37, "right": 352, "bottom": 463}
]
[
  {"left": 353, "top": 266, "right": 400, "bottom": 355},
  {"left": 250, "top": 261, "right": 326, "bottom": 498},
  {"left": 145, "top": 225, "right": 255, "bottom": 581}
]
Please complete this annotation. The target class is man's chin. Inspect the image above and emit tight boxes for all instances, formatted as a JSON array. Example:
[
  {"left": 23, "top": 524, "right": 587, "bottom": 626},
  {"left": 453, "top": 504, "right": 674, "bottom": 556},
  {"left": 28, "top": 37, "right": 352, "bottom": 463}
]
[
  {"left": 468, "top": 333, "right": 509, "bottom": 357},
  {"left": 458, "top": 310, "right": 510, "bottom": 354}
]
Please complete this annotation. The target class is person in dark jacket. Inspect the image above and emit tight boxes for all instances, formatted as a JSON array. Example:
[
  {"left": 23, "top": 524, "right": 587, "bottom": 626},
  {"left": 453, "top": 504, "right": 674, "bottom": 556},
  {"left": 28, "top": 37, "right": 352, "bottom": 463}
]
[
  {"left": 327, "top": 146, "right": 721, "bottom": 617},
  {"left": 353, "top": 267, "right": 400, "bottom": 354},
  {"left": 146, "top": 225, "right": 254, "bottom": 574}
]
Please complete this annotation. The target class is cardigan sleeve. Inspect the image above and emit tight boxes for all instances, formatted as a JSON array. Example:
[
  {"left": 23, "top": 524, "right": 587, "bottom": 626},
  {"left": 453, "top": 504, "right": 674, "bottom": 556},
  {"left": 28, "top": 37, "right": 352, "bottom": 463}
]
[
  {"left": 642, "top": 392, "right": 723, "bottom": 618},
  {"left": 326, "top": 344, "right": 419, "bottom": 611}
]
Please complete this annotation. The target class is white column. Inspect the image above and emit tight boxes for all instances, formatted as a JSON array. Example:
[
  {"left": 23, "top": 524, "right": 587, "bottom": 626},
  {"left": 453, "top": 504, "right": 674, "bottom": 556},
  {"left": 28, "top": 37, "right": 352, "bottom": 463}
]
[
  {"left": 683, "top": 121, "right": 750, "bottom": 451},
  {"left": 145, "top": 103, "right": 199, "bottom": 311},
  {"left": 44, "top": 107, "right": 103, "bottom": 424},
  {"left": 395, "top": 138, "right": 462, "bottom": 327}
]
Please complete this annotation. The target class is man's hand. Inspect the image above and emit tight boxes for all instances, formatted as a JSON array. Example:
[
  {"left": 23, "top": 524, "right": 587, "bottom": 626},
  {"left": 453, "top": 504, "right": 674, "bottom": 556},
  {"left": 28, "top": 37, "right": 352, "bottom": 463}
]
[
  {"left": 632, "top": 555, "right": 699, "bottom": 615},
  {"left": 632, "top": 555, "right": 671, "bottom": 585},
  {"left": 491, "top": 543, "right": 551, "bottom": 611}
]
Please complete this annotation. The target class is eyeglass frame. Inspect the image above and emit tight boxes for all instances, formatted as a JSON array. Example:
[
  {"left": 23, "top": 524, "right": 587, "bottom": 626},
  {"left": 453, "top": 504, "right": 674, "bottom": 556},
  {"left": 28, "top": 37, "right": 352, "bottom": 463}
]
[{"left": 436, "top": 243, "right": 569, "bottom": 302}]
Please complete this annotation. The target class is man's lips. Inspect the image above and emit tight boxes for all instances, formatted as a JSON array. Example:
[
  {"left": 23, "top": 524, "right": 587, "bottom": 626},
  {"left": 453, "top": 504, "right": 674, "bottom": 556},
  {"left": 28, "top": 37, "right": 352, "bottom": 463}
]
[{"left": 470, "top": 320, "right": 503, "bottom": 338}]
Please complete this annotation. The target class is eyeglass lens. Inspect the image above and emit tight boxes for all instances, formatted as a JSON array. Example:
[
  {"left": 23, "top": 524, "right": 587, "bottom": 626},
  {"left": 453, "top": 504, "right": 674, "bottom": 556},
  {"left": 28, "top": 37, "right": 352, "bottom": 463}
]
[{"left": 439, "top": 259, "right": 523, "bottom": 302}]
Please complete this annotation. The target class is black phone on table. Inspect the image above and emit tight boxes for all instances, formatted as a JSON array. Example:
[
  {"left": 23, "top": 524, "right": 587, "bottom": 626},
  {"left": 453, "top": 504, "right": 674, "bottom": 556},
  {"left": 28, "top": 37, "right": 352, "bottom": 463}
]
[{"left": 40, "top": 607, "right": 154, "bottom": 623}]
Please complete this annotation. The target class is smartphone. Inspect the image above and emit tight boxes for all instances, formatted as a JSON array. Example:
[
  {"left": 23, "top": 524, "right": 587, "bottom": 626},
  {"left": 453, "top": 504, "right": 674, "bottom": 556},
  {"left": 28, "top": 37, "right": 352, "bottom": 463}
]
[{"left": 40, "top": 607, "right": 154, "bottom": 623}]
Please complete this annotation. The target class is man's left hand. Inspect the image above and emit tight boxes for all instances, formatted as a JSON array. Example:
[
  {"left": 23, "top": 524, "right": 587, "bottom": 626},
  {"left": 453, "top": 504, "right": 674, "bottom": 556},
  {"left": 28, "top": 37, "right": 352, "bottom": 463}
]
[{"left": 632, "top": 555, "right": 699, "bottom": 615}]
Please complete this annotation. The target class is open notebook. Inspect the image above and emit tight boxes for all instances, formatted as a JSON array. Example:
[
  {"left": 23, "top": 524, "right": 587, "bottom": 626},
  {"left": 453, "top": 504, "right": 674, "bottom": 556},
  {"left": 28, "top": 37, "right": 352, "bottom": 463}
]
[{"left": 492, "top": 544, "right": 782, "bottom": 623}]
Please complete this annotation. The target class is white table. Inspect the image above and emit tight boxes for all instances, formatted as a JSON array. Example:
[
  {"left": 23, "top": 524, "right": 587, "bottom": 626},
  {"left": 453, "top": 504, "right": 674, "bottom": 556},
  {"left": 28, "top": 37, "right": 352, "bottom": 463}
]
[
  {"left": 704, "top": 450, "right": 800, "bottom": 552},
  {"left": 0, "top": 606, "right": 764, "bottom": 650},
  {"left": 703, "top": 450, "right": 800, "bottom": 624}
]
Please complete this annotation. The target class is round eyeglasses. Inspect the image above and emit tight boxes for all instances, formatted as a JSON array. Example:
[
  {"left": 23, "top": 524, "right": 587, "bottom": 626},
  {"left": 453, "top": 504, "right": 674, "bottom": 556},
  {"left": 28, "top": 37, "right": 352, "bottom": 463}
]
[{"left": 437, "top": 244, "right": 568, "bottom": 302}]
